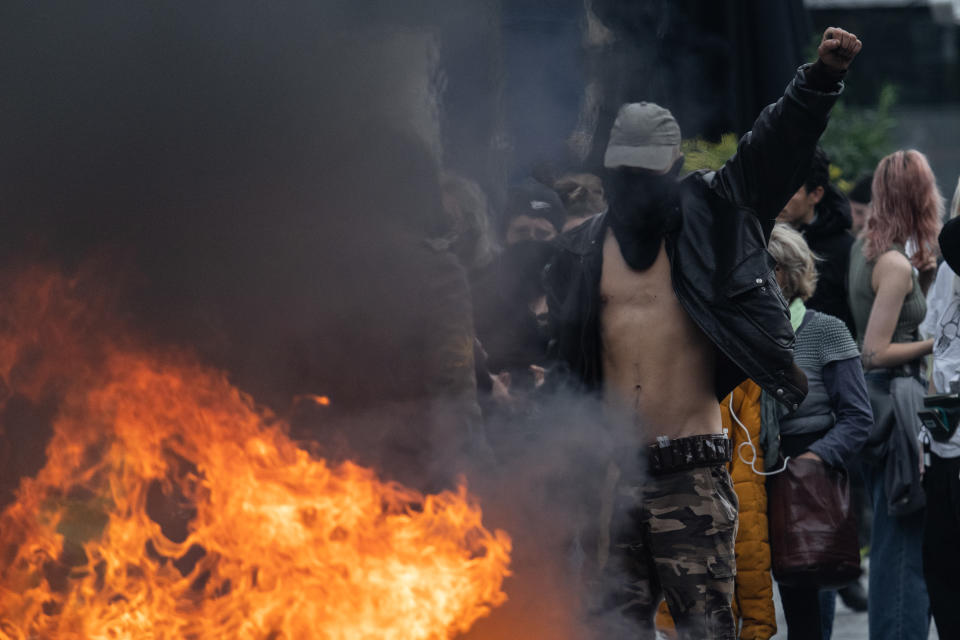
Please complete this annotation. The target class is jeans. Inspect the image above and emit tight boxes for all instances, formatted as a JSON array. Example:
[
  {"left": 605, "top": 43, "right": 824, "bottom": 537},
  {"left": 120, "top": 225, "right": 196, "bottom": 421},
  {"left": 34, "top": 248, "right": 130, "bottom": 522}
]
[
  {"left": 819, "top": 589, "right": 836, "bottom": 640},
  {"left": 865, "top": 463, "right": 930, "bottom": 640}
]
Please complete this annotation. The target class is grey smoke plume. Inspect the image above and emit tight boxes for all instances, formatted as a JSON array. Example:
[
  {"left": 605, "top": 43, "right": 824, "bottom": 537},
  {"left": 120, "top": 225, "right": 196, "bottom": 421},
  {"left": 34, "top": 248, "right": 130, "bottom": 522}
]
[
  {"left": 0, "top": 1, "right": 456, "bottom": 404},
  {"left": 0, "top": 2, "right": 810, "bottom": 637},
  {"left": 0, "top": 1, "right": 620, "bottom": 637}
]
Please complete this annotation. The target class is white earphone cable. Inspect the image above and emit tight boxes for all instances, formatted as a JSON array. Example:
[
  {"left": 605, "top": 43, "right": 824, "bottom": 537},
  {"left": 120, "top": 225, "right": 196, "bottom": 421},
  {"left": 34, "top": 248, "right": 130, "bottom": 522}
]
[{"left": 728, "top": 393, "right": 789, "bottom": 476}]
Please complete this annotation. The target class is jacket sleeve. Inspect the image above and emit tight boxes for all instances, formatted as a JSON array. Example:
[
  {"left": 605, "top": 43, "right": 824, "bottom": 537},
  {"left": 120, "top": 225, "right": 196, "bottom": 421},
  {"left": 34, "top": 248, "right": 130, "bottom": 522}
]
[
  {"left": 809, "top": 357, "right": 873, "bottom": 467},
  {"left": 543, "top": 219, "right": 604, "bottom": 390},
  {"left": 712, "top": 64, "right": 842, "bottom": 237},
  {"left": 725, "top": 381, "right": 777, "bottom": 640}
]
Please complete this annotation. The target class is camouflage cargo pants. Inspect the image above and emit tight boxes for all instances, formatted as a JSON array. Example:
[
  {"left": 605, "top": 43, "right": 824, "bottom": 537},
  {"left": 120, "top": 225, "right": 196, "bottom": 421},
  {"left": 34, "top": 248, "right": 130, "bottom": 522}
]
[{"left": 603, "top": 464, "right": 738, "bottom": 639}]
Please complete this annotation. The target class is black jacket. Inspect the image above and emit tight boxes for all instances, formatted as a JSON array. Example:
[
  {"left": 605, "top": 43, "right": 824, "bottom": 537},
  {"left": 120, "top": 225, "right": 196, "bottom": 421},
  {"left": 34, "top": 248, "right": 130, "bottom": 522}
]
[
  {"left": 801, "top": 185, "right": 856, "bottom": 338},
  {"left": 545, "top": 65, "right": 843, "bottom": 410}
]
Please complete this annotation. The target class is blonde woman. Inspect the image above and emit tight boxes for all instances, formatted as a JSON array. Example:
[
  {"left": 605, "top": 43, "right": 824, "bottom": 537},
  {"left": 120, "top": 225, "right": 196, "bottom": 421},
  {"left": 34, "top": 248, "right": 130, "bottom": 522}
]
[{"left": 767, "top": 223, "right": 872, "bottom": 640}]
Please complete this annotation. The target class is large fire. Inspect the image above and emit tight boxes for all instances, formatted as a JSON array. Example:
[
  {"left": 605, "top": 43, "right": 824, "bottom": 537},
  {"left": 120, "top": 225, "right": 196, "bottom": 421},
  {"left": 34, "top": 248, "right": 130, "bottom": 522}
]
[{"left": 0, "top": 268, "right": 511, "bottom": 639}]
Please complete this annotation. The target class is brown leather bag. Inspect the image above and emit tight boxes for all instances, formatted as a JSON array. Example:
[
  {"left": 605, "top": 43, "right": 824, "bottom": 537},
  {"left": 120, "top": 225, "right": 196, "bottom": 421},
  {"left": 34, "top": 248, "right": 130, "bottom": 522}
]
[{"left": 767, "top": 458, "right": 861, "bottom": 588}]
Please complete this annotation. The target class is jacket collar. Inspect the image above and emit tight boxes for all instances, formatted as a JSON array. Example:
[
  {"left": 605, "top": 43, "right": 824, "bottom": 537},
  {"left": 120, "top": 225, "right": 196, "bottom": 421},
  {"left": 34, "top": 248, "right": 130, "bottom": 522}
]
[{"left": 553, "top": 211, "right": 609, "bottom": 256}]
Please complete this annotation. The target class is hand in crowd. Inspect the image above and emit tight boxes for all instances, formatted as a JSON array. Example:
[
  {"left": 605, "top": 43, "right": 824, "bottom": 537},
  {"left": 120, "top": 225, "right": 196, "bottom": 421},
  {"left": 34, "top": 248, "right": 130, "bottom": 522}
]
[
  {"left": 796, "top": 451, "right": 824, "bottom": 464},
  {"left": 487, "top": 365, "right": 546, "bottom": 416},
  {"left": 490, "top": 371, "right": 512, "bottom": 405},
  {"left": 817, "top": 27, "right": 862, "bottom": 72},
  {"left": 529, "top": 365, "right": 546, "bottom": 389}
]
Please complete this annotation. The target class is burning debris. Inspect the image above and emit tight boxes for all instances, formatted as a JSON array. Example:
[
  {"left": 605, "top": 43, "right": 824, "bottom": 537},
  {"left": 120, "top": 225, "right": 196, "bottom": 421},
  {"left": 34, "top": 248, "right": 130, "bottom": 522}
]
[{"left": 0, "top": 268, "right": 511, "bottom": 639}]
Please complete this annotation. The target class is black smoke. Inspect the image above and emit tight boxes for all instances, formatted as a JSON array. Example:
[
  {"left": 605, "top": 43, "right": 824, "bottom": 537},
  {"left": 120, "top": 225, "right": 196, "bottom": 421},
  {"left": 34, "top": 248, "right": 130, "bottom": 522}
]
[{"left": 0, "top": 3, "right": 814, "bottom": 638}]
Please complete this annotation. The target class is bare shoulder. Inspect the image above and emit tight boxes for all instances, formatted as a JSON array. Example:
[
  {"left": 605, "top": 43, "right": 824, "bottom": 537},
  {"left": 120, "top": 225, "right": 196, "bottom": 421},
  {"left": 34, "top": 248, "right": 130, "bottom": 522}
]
[{"left": 872, "top": 250, "right": 913, "bottom": 295}]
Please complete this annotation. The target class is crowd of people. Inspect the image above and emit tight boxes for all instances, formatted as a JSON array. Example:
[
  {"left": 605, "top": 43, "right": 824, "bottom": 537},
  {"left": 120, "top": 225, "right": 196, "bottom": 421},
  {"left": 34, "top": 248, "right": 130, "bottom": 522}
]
[{"left": 414, "top": 24, "right": 960, "bottom": 640}]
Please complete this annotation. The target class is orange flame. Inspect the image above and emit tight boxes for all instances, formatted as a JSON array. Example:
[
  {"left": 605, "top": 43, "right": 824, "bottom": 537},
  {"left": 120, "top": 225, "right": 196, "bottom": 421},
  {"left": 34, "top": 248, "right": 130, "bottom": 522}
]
[
  {"left": 297, "top": 394, "right": 331, "bottom": 407},
  {"left": 0, "top": 268, "right": 511, "bottom": 639}
]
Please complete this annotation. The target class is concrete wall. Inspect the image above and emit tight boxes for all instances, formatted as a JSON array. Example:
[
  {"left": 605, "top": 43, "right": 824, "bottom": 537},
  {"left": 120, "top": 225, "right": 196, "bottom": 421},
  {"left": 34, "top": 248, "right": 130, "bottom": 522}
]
[{"left": 893, "top": 105, "right": 960, "bottom": 207}]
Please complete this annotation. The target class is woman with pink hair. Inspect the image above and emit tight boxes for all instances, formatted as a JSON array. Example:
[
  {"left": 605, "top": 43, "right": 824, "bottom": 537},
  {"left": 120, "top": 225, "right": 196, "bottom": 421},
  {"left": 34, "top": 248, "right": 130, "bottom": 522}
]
[{"left": 848, "top": 149, "right": 943, "bottom": 640}]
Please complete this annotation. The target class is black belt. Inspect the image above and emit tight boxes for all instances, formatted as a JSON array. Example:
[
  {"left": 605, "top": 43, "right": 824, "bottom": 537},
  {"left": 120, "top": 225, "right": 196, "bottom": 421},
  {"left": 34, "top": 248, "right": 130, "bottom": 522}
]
[{"left": 647, "top": 433, "right": 732, "bottom": 476}]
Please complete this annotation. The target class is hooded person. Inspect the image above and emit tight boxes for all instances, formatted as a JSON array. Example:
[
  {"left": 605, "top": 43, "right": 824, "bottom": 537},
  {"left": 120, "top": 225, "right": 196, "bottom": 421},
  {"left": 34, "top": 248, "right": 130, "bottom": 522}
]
[
  {"left": 500, "top": 180, "right": 566, "bottom": 246},
  {"left": 777, "top": 146, "right": 856, "bottom": 338},
  {"left": 475, "top": 240, "right": 555, "bottom": 380},
  {"left": 545, "top": 27, "right": 862, "bottom": 640},
  {"left": 601, "top": 102, "right": 685, "bottom": 272}
]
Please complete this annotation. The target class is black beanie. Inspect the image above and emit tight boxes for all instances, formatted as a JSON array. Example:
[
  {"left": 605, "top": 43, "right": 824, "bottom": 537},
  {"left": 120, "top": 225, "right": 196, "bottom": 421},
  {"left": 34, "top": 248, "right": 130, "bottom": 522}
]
[{"left": 503, "top": 179, "right": 566, "bottom": 233}]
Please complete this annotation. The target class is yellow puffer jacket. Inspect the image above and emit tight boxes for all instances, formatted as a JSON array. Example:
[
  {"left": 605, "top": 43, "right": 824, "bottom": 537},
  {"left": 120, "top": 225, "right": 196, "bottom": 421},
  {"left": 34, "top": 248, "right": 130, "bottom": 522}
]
[{"left": 656, "top": 380, "right": 776, "bottom": 639}]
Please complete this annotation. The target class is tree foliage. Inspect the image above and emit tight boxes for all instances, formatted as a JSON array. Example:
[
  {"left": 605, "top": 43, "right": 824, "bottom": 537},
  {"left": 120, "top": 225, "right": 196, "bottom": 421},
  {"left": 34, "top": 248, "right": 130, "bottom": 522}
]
[
  {"left": 820, "top": 84, "right": 899, "bottom": 192},
  {"left": 681, "top": 133, "right": 739, "bottom": 173},
  {"left": 680, "top": 84, "right": 899, "bottom": 194}
]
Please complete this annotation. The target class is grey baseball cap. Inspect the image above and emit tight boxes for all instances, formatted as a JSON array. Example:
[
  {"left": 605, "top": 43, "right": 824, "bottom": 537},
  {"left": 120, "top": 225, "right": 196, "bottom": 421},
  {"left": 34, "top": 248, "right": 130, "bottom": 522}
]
[{"left": 603, "top": 102, "right": 682, "bottom": 171}]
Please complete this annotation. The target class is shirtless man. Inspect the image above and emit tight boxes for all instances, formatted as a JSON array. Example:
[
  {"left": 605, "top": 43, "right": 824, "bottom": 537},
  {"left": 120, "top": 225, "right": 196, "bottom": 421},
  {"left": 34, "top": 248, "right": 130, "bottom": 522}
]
[{"left": 545, "top": 28, "right": 861, "bottom": 639}]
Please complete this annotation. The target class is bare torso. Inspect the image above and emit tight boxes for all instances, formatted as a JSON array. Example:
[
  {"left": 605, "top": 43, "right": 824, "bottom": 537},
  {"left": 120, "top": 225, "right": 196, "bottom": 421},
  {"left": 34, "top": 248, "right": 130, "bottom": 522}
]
[{"left": 600, "top": 228, "right": 722, "bottom": 441}]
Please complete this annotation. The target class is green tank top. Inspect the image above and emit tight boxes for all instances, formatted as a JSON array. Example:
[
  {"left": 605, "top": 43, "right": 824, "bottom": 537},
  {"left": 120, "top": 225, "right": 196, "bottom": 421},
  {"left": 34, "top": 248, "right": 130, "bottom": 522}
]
[{"left": 848, "top": 236, "right": 926, "bottom": 348}]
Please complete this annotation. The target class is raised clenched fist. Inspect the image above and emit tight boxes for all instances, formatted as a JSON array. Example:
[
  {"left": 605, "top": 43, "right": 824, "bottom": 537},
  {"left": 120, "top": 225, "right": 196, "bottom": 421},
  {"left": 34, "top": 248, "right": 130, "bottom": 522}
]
[{"left": 818, "top": 27, "right": 862, "bottom": 72}]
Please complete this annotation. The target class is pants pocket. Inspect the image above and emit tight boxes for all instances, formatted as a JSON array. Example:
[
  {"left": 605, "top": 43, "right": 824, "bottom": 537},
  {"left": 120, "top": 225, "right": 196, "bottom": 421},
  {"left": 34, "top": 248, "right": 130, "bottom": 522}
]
[
  {"left": 706, "top": 466, "right": 738, "bottom": 579},
  {"left": 646, "top": 467, "right": 737, "bottom": 639}
]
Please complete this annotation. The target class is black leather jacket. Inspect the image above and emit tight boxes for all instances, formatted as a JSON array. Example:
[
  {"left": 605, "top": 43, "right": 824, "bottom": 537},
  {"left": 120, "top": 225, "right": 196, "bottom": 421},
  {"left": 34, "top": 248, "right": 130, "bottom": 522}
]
[{"left": 545, "top": 65, "right": 844, "bottom": 410}]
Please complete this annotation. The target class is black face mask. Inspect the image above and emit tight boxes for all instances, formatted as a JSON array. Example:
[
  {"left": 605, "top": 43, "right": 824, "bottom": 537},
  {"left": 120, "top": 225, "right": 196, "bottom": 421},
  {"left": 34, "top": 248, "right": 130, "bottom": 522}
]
[{"left": 605, "top": 158, "right": 683, "bottom": 271}]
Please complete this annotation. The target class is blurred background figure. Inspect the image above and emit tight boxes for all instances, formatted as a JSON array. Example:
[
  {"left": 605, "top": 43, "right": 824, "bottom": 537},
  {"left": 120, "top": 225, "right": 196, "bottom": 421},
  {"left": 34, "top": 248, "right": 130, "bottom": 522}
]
[
  {"left": 438, "top": 171, "right": 511, "bottom": 422},
  {"left": 501, "top": 181, "right": 566, "bottom": 246},
  {"left": 777, "top": 146, "right": 856, "bottom": 337},
  {"left": 918, "top": 176, "right": 960, "bottom": 640},
  {"left": 473, "top": 241, "right": 555, "bottom": 421},
  {"left": 439, "top": 172, "right": 498, "bottom": 276},
  {"left": 848, "top": 173, "right": 874, "bottom": 238}
]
